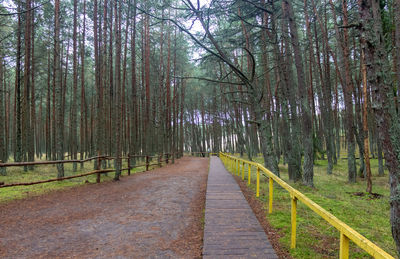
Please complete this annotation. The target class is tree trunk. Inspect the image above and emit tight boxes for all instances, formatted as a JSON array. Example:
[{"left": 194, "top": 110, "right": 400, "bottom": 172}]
[
  {"left": 29, "top": 1, "right": 36, "bottom": 169},
  {"left": 14, "top": 1, "right": 22, "bottom": 163},
  {"left": 394, "top": 0, "right": 400, "bottom": 110},
  {"left": 130, "top": 0, "right": 137, "bottom": 156},
  {"left": 72, "top": 0, "right": 78, "bottom": 172},
  {"left": 0, "top": 53, "right": 6, "bottom": 175},
  {"left": 114, "top": 0, "right": 122, "bottom": 180},
  {"left": 80, "top": 0, "right": 87, "bottom": 166},
  {"left": 359, "top": 0, "right": 400, "bottom": 253},
  {"left": 283, "top": 0, "right": 314, "bottom": 186},
  {"left": 54, "top": 0, "right": 64, "bottom": 178},
  {"left": 361, "top": 44, "right": 372, "bottom": 193}
]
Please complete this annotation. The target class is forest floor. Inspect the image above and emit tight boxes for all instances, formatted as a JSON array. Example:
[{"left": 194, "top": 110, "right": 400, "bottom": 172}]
[
  {"left": 0, "top": 157, "right": 208, "bottom": 258},
  {"left": 0, "top": 157, "right": 161, "bottom": 203},
  {"left": 227, "top": 155, "right": 396, "bottom": 258}
]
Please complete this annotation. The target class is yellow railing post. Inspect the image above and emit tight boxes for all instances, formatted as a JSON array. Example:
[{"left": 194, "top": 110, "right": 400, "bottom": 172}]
[
  {"left": 291, "top": 195, "right": 297, "bottom": 249},
  {"left": 248, "top": 164, "right": 251, "bottom": 185},
  {"left": 256, "top": 166, "right": 260, "bottom": 197},
  {"left": 340, "top": 233, "right": 350, "bottom": 259},
  {"left": 269, "top": 177, "right": 273, "bottom": 214},
  {"left": 242, "top": 161, "right": 245, "bottom": 180},
  {"left": 235, "top": 159, "right": 238, "bottom": 175}
]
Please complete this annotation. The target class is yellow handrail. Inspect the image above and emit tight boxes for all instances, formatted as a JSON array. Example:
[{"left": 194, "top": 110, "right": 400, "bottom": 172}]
[{"left": 219, "top": 152, "right": 394, "bottom": 259}]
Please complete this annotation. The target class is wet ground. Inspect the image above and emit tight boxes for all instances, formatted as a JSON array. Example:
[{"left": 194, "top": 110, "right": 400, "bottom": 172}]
[{"left": 0, "top": 157, "right": 208, "bottom": 259}]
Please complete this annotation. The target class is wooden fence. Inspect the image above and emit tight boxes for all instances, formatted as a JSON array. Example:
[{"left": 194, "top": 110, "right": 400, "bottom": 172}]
[{"left": 0, "top": 153, "right": 176, "bottom": 188}]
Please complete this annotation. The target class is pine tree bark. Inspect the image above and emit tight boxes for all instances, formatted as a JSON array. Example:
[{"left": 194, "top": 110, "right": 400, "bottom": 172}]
[
  {"left": 394, "top": 0, "right": 400, "bottom": 109},
  {"left": 72, "top": 0, "right": 78, "bottom": 172},
  {"left": 130, "top": 0, "right": 137, "bottom": 156},
  {"left": 361, "top": 44, "right": 372, "bottom": 193},
  {"left": 319, "top": 0, "right": 356, "bottom": 181},
  {"left": 144, "top": 12, "right": 151, "bottom": 154},
  {"left": 14, "top": 1, "right": 22, "bottom": 163},
  {"left": 166, "top": 17, "right": 172, "bottom": 155},
  {"left": 46, "top": 51, "right": 51, "bottom": 160},
  {"left": 283, "top": 0, "right": 314, "bottom": 186},
  {"left": 0, "top": 53, "right": 6, "bottom": 175},
  {"left": 359, "top": 0, "right": 400, "bottom": 253},
  {"left": 280, "top": 6, "right": 301, "bottom": 181},
  {"left": 80, "top": 0, "right": 87, "bottom": 164},
  {"left": 22, "top": 0, "right": 32, "bottom": 168},
  {"left": 114, "top": 0, "right": 122, "bottom": 180},
  {"left": 29, "top": 2, "right": 35, "bottom": 168},
  {"left": 54, "top": 0, "right": 64, "bottom": 178}
]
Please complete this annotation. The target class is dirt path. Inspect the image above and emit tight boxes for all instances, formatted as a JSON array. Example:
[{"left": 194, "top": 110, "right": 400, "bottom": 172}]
[{"left": 0, "top": 157, "right": 209, "bottom": 259}]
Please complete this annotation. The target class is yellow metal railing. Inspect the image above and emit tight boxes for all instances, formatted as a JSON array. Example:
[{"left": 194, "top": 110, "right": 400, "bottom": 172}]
[{"left": 219, "top": 152, "right": 394, "bottom": 259}]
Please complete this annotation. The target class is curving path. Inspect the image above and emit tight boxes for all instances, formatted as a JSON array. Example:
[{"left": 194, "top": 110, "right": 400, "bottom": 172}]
[{"left": 0, "top": 157, "right": 208, "bottom": 259}]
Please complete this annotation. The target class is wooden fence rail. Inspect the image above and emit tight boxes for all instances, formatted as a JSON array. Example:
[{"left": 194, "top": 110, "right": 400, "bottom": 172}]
[
  {"left": 0, "top": 156, "right": 106, "bottom": 167},
  {"left": 220, "top": 152, "right": 394, "bottom": 259},
  {"left": 0, "top": 153, "right": 176, "bottom": 189}
]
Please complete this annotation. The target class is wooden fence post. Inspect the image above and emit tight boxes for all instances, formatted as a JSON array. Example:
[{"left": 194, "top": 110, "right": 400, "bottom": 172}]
[
  {"left": 248, "top": 164, "right": 251, "bottom": 186},
  {"left": 96, "top": 156, "right": 101, "bottom": 183},
  {"left": 256, "top": 167, "right": 260, "bottom": 197},
  {"left": 158, "top": 155, "right": 161, "bottom": 167},
  {"left": 128, "top": 154, "right": 131, "bottom": 176},
  {"left": 146, "top": 156, "right": 149, "bottom": 171},
  {"left": 269, "top": 178, "right": 273, "bottom": 214},
  {"left": 166, "top": 153, "right": 169, "bottom": 164},
  {"left": 340, "top": 233, "right": 350, "bottom": 259},
  {"left": 291, "top": 195, "right": 297, "bottom": 249},
  {"left": 242, "top": 162, "right": 245, "bottom": 180}
]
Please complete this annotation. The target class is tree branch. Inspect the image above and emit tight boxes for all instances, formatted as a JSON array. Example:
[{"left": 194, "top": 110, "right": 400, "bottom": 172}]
[
  {"left": 174, "top": 76, "right": 245, "bottom": 85},
  {"left": 0, "top": 1, "right": 50, "bottom": 16}
]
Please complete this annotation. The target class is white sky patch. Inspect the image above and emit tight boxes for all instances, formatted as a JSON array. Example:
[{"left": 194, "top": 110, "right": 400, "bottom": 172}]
[{"left": 182, "top": 0, "right": 212, "bottom": 63}]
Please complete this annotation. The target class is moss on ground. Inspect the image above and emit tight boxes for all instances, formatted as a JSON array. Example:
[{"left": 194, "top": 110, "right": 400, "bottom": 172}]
[{"left": 225, "top": 155, "right": 396, "bottom": 258}]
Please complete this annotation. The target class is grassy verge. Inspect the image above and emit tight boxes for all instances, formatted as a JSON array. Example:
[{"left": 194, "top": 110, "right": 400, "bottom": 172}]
[
  {"left": 224, "top": 156, "right": 396, "bottom": 258},
  {"left": 0, "top": 157, "right": 160, "bottom": 204}
]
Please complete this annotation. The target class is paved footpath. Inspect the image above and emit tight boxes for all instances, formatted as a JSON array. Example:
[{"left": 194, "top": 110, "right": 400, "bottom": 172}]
[{"left": 203, "top": 156, "right": 278, "bottom": 259}]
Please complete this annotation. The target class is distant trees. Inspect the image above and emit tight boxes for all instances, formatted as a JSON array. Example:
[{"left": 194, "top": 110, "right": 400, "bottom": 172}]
[{"left": 0, "top": 0, "right": 189, "bottom": 179}]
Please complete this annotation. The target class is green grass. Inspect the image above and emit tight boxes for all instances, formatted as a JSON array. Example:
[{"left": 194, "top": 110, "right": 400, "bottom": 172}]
[
  {"left": 0, "top": 157, "right": 157, "bottom": 204},
  {"left": 224, "top": 155, "right": 396, "bottom": 258}
]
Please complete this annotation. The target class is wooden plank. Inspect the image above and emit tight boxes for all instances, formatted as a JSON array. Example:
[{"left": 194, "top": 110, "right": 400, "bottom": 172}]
[{"left": 203, "top": 157, "right": 278, "bottom": 259}]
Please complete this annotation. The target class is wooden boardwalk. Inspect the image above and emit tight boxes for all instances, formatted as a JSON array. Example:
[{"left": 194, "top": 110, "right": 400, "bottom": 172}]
[{"left": 203, "top": 157, "right": 278, "bottom": 259}]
